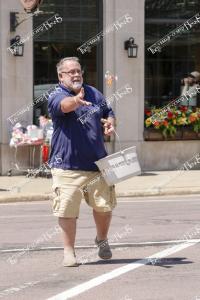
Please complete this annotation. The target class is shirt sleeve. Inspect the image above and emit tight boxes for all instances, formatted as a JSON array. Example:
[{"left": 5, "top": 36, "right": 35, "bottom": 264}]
[{"left": 48, "top": 93, "right": 67, "bottom": 118}]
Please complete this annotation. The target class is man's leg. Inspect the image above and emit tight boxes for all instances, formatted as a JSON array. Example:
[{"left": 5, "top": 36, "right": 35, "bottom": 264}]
[
  {"left": 58, "top": 217, "right": 78, "bottom": 266},
  {"left": 58, "top": 217, "right": 77, "bottom": 249},
  {"left": 93, "top": 210, "right": 112, "bottom": 240},
  {"left": 93, "top": 210, "right": 113, "bottom": 259}
]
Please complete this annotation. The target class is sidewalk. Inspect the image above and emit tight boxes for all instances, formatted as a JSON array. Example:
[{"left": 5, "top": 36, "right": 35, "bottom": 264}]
[{"left": 0, "top": 170, "right": 200, "bottom": 203}]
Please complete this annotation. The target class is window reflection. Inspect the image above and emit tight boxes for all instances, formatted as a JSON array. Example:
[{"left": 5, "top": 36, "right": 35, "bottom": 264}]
[
  {"left": 33, "top": 0, "right": 102, "bottom": 123},
  {"left": 145, "top": 0, "right": 200, "bottom": 108}
]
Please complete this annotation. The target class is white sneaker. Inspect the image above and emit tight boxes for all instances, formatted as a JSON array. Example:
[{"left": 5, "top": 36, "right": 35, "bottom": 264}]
[{"left": 63, "top": 248, "right": 78, "bottom": 267}]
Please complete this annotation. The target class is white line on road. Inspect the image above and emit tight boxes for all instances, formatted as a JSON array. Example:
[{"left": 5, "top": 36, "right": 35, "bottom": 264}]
[
  {"left": 1, "top": 239, "right": 200, "bottom": 253},
  {"left": 46, "top": 240, "right": 200, "bottom": 300}
]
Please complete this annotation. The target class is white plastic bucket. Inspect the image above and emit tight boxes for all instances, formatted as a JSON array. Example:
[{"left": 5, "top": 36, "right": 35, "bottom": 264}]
[{"left": 95, "top": 146, "right": 141, "bottom": 186}]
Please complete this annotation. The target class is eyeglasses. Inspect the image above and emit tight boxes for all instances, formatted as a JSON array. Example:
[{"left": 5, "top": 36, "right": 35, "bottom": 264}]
[{"left": 61, "top": 69, "right": 84, "bottom": 76}]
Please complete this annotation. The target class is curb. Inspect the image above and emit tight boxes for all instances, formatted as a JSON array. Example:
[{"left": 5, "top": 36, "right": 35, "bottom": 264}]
[{"left": 116, "top": 187, "right": 200, "bottom": 197}]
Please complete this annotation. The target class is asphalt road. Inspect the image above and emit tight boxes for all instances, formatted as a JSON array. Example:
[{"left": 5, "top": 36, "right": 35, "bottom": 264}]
[{"left": 0, "top": 195, "right": 200, "bottom": 300}]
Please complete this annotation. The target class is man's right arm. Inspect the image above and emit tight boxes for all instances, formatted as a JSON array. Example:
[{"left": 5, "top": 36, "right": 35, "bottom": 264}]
[
  {"left": 60, "top": 96, "right": 81, "bottom": 113},
  {"left": 60, "top": 87, "right": 91, "bottom": 113}
]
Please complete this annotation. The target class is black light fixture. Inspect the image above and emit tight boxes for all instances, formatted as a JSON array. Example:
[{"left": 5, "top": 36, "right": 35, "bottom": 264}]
[
  {"left": 10, "top": 9, "right": 43, "bottom": 32},
  {"left": 124, "top": 37, "right": 138, "bottom": 58},
  {"left": 10, "top": 35, "right": 24, "bottom": 56}
]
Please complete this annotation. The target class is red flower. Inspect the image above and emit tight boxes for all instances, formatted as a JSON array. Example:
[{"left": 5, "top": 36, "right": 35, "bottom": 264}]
[
  {"left": 145, "top": 109, "right": 151, "bottom": 116},
  {"left": 180, "top": 106, "right": 188, "bottom": 112},
  {"left": 154, "top": 121, "right": 159, "bottom": 126},
  {"left": 163, "top": 120, "right": 168, "bottom": 127},
  {"left": 167, "top": 111, "right": 173, "bottom": 119}
]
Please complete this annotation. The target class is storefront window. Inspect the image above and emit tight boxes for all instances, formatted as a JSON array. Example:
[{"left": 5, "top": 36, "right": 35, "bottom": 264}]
[
  {"left": 145, "top": 0, "right": 200, "bottom": 108},
  {"left": 33, "top": 0, "right": 103, "bottom": 123},
  {"left": 144, "top": 0, "right": 200, "bottom": 140}
]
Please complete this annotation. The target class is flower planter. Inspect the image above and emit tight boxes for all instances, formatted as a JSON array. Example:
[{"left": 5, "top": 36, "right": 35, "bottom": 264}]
[
  {"left": 143, "top": 128, "right": 164, "bottom": 141},
  {"left": 144, "top": 127, "right": 200, "bottom": 141},
  {"left": 182, "top": 127, "right": 199, "bottom": 140},
  {"left": 144, "top": 128, "right": 183, "bottom": 141},
  {"left": 164, "top": 128, "right": 183, "bottom": 140},
  {"left": 144, "top": 106, "right": 200, "bottom": 141}
]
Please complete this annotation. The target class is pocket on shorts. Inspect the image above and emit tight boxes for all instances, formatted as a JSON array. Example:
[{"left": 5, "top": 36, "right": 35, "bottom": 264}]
[
  {"left": 52, "top": 187, "right": 61, "bottom": 212},
  {"left": 82, "top": 186, "right": 90, "bottom": 205},
  {"left": 109, "top": 185, "right": 117, "bottom": 209}
]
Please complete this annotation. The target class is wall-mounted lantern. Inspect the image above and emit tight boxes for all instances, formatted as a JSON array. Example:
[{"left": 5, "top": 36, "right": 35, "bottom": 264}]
[
  {"left": 124, "top": 37, "right": 138, "bottom": 58},
  {"left": 10, "top": 35, "right": 24, "bottom": 56}
]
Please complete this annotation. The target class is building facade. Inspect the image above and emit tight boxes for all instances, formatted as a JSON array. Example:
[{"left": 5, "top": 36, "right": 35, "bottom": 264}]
[{"left": 0, "top": 0, "right": 200, "bottom": 175}]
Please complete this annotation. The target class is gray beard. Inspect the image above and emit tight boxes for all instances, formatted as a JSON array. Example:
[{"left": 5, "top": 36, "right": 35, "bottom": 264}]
[{"left": 72, "top": 82, "right": 82, "bottom": 89}]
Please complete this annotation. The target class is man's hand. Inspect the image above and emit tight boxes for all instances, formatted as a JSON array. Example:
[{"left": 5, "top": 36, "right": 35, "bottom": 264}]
[
  {"left": 74, "top": 88, "right": 92, "bottom": 106},
  {"left": 101, "top": 118, "right": 115, "bottom": 136}
]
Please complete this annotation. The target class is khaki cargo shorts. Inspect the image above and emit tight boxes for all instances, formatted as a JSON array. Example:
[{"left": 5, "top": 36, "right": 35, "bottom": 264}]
[{"left": 51, "top": 168, "right": 117, "bottom": 218}]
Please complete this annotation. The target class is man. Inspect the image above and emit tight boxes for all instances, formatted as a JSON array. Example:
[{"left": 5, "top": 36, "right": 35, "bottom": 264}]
[
  {"left": 180, "top": 71, "right": 200, "bottom": 107},
  {"left": 48, "top": 57, "right": 116, "bottom": 267}
]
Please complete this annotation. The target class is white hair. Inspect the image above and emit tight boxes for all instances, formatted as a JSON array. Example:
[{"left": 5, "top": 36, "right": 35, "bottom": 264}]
[{"left": 56, "top": 57, "right": 80, "bottom": 74}]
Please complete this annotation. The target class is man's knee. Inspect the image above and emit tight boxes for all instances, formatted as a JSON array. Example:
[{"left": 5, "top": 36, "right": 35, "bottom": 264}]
[{"left": 93, "top": 209, "right": 112, "bottom": 216}]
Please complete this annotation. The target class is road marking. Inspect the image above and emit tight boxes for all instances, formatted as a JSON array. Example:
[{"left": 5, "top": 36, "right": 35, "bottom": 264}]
[
  {"left": 1, "top": 239, "right": 200, "bottom": 253},
  {"left": 46, "top": 240, "right": 200, "bottom": 300}
]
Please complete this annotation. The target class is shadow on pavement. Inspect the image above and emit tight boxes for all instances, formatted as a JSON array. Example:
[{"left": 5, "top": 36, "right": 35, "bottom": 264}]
[
  {"left": 84, "top": 257, "right": 193, "bottom": 268},
  {"left": 148, "top": 257, "right": 193, "bottom": 268}
]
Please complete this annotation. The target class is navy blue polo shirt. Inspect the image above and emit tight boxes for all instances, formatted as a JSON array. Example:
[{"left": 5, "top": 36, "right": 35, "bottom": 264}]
[{"left": 48, "top": 83, "right": 115, "bottom": 171}]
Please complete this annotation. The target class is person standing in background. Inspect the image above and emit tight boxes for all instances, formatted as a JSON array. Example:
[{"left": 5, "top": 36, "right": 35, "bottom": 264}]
[{"left": 180, "top": 71, "right": 200, "bottom": 107}]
